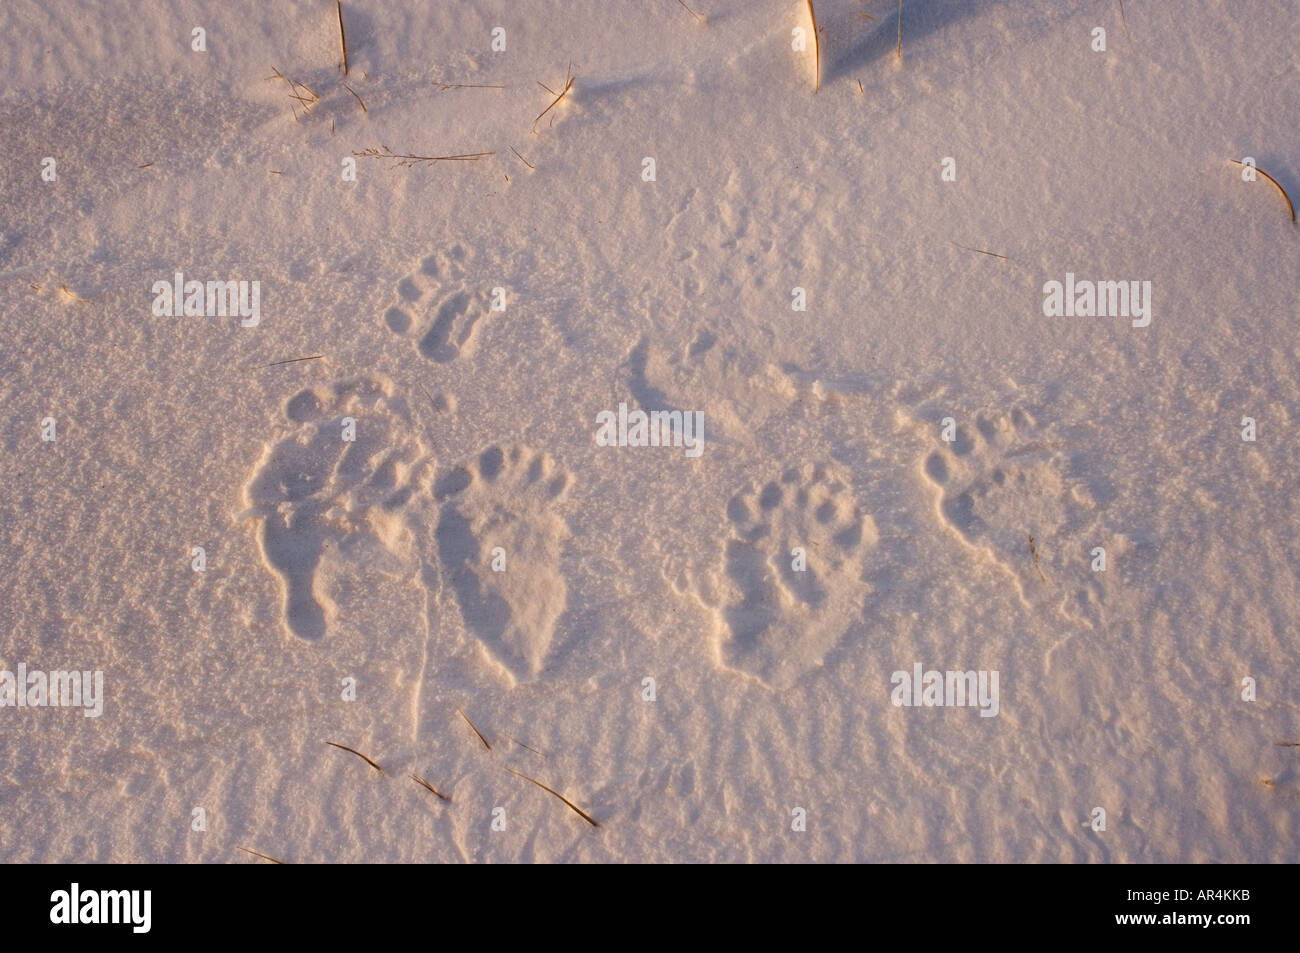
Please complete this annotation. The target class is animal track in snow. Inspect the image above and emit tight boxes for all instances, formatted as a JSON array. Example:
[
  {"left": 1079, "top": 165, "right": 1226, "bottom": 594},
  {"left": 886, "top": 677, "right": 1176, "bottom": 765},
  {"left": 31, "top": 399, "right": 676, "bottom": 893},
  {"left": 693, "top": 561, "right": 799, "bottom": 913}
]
[
  {"left": 624, "top": 332, "right": 820, "bottom": 445},
  {"left": 432, "top": 445, "right": 572, "bottom": 683},
  {"left": 709, "top": 463, "right": 878, "bottom": 689},
  {"left": 241, "top": 376, "right": 432, "bottom": 640},
  {"left": 382, "top": 244, "right": 506, "bottom": 363},
  {"left": 919, "top": 404, "right": 1101, "bottom": 614}
]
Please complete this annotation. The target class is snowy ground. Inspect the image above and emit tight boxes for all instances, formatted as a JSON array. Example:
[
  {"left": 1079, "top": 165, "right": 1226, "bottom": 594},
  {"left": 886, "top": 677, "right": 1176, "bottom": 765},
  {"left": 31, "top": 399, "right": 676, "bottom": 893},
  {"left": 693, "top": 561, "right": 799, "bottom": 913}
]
[{"left": 1, "top": 0, "right": 1297, "bottom": 862}]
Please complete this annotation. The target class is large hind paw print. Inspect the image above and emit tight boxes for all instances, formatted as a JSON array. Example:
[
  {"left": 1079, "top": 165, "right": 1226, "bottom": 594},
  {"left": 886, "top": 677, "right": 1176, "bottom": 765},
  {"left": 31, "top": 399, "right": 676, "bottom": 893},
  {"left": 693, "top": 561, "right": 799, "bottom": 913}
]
[
  {"left": 382, "top": 244, "right": 507, "bottom": 363},
  {"left": 920, "top": 405, "right": 1097, "bottom": 603},
  {"left": 710, "top": 463, "right": 878, "bottom": 689},
  {"left": 432, "top": 445, "right": 572, "bottom": 683},
  {"left": 241, "top": 376, "right": 431, "bottom": 640}
]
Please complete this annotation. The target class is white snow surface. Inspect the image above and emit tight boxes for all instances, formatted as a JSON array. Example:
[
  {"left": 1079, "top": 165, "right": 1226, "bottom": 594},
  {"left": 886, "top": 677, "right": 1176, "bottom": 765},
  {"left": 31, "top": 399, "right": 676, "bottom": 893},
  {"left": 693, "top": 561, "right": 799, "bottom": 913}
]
[{"left": 1, "top": 0, "right": 1297, "bottom": 862}]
